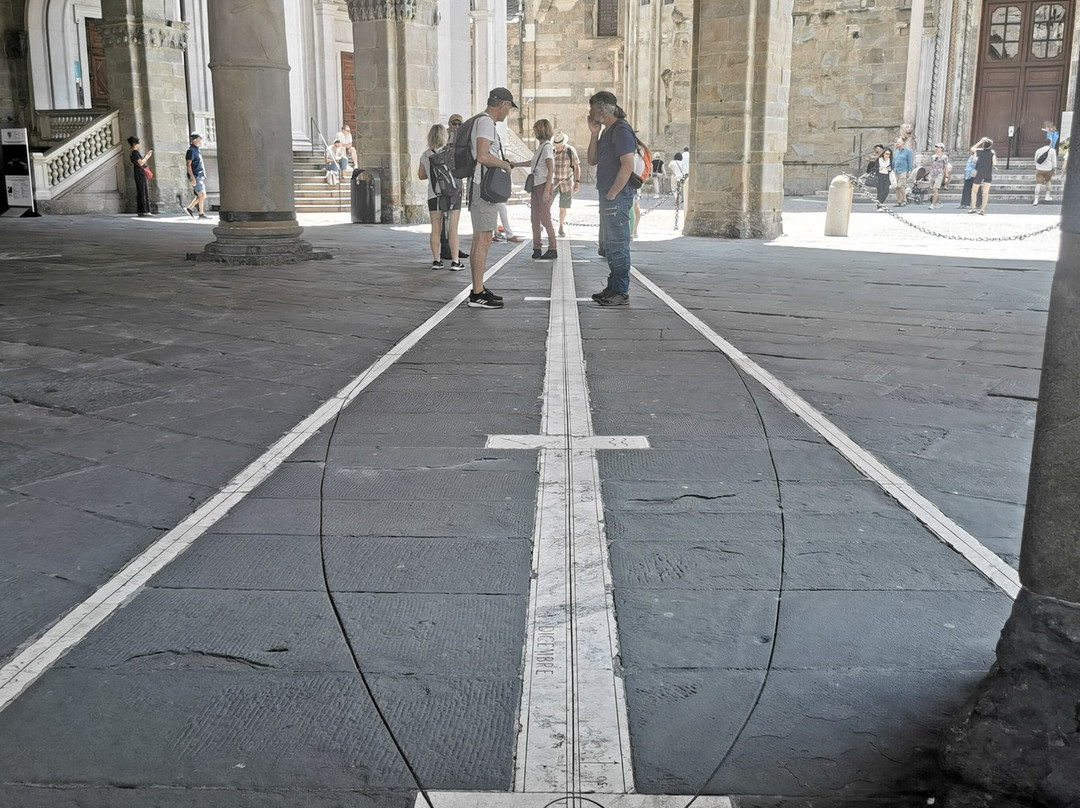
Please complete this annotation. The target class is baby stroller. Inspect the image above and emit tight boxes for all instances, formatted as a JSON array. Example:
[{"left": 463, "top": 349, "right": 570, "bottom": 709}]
[{"left": 907, "top": 166, "right": 930, "bottom": 205}]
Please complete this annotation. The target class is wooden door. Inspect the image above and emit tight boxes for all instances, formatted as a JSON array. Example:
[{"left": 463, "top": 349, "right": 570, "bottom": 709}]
[
  {"left": 85, "top": 18, "right": 109, "bottom": 108},
  {"left": 971, "top": 0, "right": 1073, "bottom": 156},
  {"left": 341, "top": 52, "right": 356, "bottom": 134}
]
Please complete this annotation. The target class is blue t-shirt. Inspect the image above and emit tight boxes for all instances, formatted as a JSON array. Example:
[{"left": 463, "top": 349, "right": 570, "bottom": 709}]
[
  {"left": 186, "top": 144, "right": 204, "bottom": 177},
  {"left": 596, "top": 120, "right": 637, "bottom": 195},
  {"left": 893, "top": 147, "right": 913, "bottom": 174}
]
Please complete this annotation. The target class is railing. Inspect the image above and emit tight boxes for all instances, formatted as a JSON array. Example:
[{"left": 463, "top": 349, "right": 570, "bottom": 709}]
[
  {"left": 309, "top": 117, "right": 331, "bottom": 158},
  {"left": 35, "top": 108, "right": 110, "bottom": 144},
  {"left": 31, "top": 110, "right": 122, "bottom": 199}
]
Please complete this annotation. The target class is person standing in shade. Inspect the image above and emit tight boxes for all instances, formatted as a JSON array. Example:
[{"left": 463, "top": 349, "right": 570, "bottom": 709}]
[
  {"left": 513, "top": 118, "right": 557, "bottom": 260},
  {"left": 551, "top": 131, "right": 580, "bottom": 238},
  {"left": 465, "top": 87, "right": 518, "bottom": 310},
  {"left": 892, "top": 139, "right": 913, "bottom": 206},
  {"left": 441, "top": 114, "right": 469, "bottom": 260},
  {"left": 418, "top": 123, "right": 464, "bottom": 271},
  {"left": 968, "top": 137, "right": 996, "bottom": 215},
  {"left": 184, "top": 133, "right": 208, "bottom": 219},
  {"left": 127, "top": 136, "right": 153, "bottom": 217},
  {"left": 927, "top": 143, "right": 951, "bottom": 209},
  {"left": 586, "top": 90, "right": 636, "bottom": 307}
]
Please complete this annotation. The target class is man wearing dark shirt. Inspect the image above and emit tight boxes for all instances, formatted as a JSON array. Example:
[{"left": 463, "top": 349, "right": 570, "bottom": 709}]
[
  {"left": 586, "top": 91, "right": 636, "bottom": 306},
  {"left": 184, "top": 133, "right": 208, "bottom": 219}
]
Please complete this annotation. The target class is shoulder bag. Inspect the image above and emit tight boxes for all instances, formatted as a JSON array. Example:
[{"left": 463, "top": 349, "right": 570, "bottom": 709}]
[{"left": 480, "top": 141, "right": 512, "bottom": 203}]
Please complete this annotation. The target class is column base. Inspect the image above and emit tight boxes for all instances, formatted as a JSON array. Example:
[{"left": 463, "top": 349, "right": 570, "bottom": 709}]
[
  {"left": 683, "top": 209, "right": 783, "bottom": 239},
  {"left": 187, "top": 232, "right": 331, "bottom": 266},
  {"left": 940, "top": 587, "right": 1080, "bottom": 807}
]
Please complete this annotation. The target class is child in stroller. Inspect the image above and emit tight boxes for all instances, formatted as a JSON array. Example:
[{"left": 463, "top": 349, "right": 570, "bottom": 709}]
[{"left": 907, "top": 166, "right": 930, "bottom": 204}]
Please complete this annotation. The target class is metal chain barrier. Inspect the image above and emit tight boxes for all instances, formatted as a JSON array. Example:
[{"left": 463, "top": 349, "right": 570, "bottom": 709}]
[{"left": 843, "top": 173, "right": 1061, "bottom": 242}]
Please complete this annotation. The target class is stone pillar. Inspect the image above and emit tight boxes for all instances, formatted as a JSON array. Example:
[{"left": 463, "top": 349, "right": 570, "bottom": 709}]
[
  {"left": 99, "top": 0, "right": 189, "bottom": 213},
  {"left": 940, "top": 96, "right": 1080, "bottom": 807},
  {"left": 189, "top": 0, "right": 329, "bottom": 264},
  {"left": 348, "top": 0, "right": 440, "bottom": 224},
  {"left": 683, "top": 0, "right": 792, "bottom": 239}
]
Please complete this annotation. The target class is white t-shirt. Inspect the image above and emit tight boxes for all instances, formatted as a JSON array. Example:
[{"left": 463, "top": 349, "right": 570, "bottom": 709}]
[
  {"left": 530, "top": 141, "right": 554, "bottom": 186},
  {"left": 668, "top": 157, "right": 686, "bottom": 182},
  {"left": 470, "top": 113, "right": 501, "bottom": 184}
]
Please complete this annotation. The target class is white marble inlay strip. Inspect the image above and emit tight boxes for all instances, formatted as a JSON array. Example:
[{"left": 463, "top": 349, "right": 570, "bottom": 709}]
[
  {"left": 417, "top": 794, "right": 733, "bottom": 807},
  {"left": 0, "top": 250, "right": 525, "bottom": 715},
  {"left": 630, "top": 266, "right": 1021, "bottom": 600},
  {"left": 487, "top": 249, "right": 642, "bottom": 796}
]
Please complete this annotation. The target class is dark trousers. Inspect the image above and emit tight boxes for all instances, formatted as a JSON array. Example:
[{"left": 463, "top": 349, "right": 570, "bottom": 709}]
[
  {"left": 134, "top": 170, "right": 151, "bottom": 214},
  {"left": 875, "top": 174, "right": 890, "bottom": 204}
]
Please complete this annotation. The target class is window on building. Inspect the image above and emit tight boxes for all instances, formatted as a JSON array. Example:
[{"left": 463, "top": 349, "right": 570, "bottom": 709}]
[
  {"left": 988, "top": 5, "right": 1022, "bottom": 59},
  {"left": 1031, "top": 3, "right": 1066, "bottom": 57},
  {"left": 598, "top": 0, "right": 618, "bottom": 36}
]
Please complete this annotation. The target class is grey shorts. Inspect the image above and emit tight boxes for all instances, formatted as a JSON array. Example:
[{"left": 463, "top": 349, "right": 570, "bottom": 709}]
[
  {"left": 559, "top": 188, "right": 573, "bottom": 208},
  {"left": 469, "top": 195, "right": 498, "bottom": 232}
]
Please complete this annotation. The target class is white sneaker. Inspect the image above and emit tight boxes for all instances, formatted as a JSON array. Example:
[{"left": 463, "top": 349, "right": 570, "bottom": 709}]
[
  {"left": 1045, "top": 194, "right": 1052, "bottom": 201},
  {"left": 1033, "top": 199, "right": 1039, "bottom": 205}
]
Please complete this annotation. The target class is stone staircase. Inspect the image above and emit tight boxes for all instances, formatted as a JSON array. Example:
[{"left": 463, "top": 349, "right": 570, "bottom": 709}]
[
  {"left": 848, "top": 158, "right": 1063, "bottom": 206},
  {"left": 293, "top": 152, "right": 352, "bottom": 214}
]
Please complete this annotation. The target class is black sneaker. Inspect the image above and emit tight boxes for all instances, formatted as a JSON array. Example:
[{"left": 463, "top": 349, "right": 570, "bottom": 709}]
[
  {"left": 449, "top": 261, "right": 465, "bottom": 271},
  {"left": 540, "top": 249, "right": 558, "bottom": 260},
  {"left": 595, "top": 291, "right": 629, "bottom": 307},
  {"left": 483, "top": 287, "right": 503, "bottom": 300},
  {"left": 198, "top": 214, "right": 209, "bottom": 219},
  {"left": 431, "top": 260, "right": 444, "bottom": 270},
  {"left": 591, "top": 288, "right": 611, "bottom": 301},
  {"left": 532, "top": 248, "right": 543, "bottom": 260},
  {"left": 185, "top": 207, "right": 195, "bottom": 218},
  {"left": 458, "top": 250, "right": 469, "bottom": 259},
  {"left": 468, "top": 288, "right": 504, "bottom": 309}
]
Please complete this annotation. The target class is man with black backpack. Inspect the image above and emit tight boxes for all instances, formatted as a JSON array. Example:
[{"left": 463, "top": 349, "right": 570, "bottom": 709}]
[
  {"left": 459, "top": 88, "right": 518, "bottom": 310},
  {"left": 586, "top": 91, "right": 637, "bottom": 307}
]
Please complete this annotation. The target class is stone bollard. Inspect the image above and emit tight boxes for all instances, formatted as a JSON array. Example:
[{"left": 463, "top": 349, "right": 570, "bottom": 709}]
[{"left": 825, "top": 175, "right": 854, "bottom": 237}]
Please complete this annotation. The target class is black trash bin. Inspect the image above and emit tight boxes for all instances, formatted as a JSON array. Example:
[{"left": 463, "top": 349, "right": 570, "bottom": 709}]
[{"left": 351, "top": 168, "right": 381, "bottom": 223}]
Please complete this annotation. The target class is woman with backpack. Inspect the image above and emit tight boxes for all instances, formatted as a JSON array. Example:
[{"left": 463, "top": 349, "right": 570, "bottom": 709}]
[
  {"left": 418, "top": 124, "right": 465, "bottom": 270},
  {"left": 513, "top": 118, "right": 558, "bottom": 260}
]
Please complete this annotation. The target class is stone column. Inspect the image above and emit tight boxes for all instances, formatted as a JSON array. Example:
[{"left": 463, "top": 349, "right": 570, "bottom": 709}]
[
  {"left": 189, "top": 0, "right": 328, "bottom": 264},
  {"left": 683, "top": 0, "right": 792, "bottom": 239},
  {"left": 99, "top": 0, "right": 189, "bottom": 213},
  {"left": 348, "top": 0, "right": 440, "bottom": 224},
  {"left": 940, "top": 97, "right": 1080, "bottom": 806}
]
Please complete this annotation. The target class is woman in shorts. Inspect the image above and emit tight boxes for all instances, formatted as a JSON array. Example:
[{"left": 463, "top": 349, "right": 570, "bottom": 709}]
[{"left": 418, "top": 124, "right": 464, "bottom": 270}]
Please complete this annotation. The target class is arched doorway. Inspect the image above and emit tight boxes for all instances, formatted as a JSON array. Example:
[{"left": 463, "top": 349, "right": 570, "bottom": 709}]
[{"left": 971, "top": 0, "right": 1074, "bottom": 156}]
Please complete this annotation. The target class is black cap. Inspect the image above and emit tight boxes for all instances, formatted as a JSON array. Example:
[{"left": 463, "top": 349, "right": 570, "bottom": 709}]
[
  {"left": 488, "top": 87, "right": 518, "bottom": 109},
  {"left": 189, "top": 133, "right": 201, "bottom": 141}
]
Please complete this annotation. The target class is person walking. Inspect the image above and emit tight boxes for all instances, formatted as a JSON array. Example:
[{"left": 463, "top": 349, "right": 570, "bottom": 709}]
[
  {"left": 892, "top": 139, "right": 913, "bottom": 206},
  {"left": 928, "top": 142, "right": 951, "bottom": 209},
  {"left": 1032, "top": 136, "right": 1057, "bottom": 205},
  {"left": 418, "top": 123, "right": 465, "bottom": 271},
  {"left": 551, "top": 131, "right": 580, "bottom": 238},
  {"left": 586, "top": 90, "right": 636, "bottom": 307},
  {"left": 465, "top": 87, "right": 518, "bottom": 310},
  {"left": 968, "top": 137, "right": 996, "bottom": 215},
  {"left": 184, "top": 133, "right": 208, "bottom": 219},
  {"left": 127, "top": 136, "right": 153, "bottom": 217},
  {"left": 514, "top": 118, "right": 557, "bottom": 261},
  {"left": 492, "top": 202, "right": 524, "bottom": 243}
]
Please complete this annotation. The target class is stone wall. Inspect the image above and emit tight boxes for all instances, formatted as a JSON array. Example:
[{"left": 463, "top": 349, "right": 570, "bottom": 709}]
[
  {"left": 784, "top": 0, "right": 913, "bottom": 195},
  {"left": 0, "top": 2, "right": 29, "bottom": 128}
]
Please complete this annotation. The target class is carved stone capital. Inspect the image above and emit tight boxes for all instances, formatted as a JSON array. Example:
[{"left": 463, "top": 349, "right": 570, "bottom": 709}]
[
  {"left": 97, "top": 20, "right": 188, "bottom": 51},
  {"left": 346, "top": 0, "right": 419, "bottom": 22}
]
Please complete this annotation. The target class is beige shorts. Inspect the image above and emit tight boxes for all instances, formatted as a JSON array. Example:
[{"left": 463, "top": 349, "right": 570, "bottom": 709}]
[
  {"left": 894, "top": 171, "right": 909, "bottom": 189},
  {"left": 1035, "top": 169, "right": 1054, "bottom": 182},
  {"left": 931, "top": 175, "right": 945, "bottom": 189},
  {"left": 469, "top": 195, "right": 498, "bottom": 232}
]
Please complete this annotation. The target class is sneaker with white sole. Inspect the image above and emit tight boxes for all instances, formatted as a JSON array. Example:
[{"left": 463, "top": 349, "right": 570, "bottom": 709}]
[
  {"left": 595, "top": 290, "right": 629, "bottom": 307},
  {"left": 431, "top": 260, "right": 444, "bottom": 270},
  {"left": 468, "top": 288, "right": 504, "bottom": 309},
  {"left": 449, "top": 261, "right": 465, "bottom": 271},
  {"left": 1045, "top": 194, "right": 1053, "bottom": 201}
]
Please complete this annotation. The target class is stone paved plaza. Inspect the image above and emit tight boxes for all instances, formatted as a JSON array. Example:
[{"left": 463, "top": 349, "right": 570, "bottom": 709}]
[{"left": 0, "top": 194, "right": 1062, "bottom": 806}]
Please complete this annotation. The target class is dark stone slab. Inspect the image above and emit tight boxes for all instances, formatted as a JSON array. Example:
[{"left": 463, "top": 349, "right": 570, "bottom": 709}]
[
  {"left": 598, "top": 448, "right": 775, "bottom": 481},
  {"left": 0, "top": 444, "right": 95, "bottom": 487},
  {"left": 59, "top": 588, "right": 356, "bottom": 672},
  {"left": 150, "top": 534, "right": 326, "bottom": 591},
  {"left": 322, "top": 499, "right": 534, "bottom": 539},
  {"left": 614, "top": 588, "right": 778, "bottom": 671},
  {"left": 772, "top": 590, "right": 1011, "bottom": 670},
  {"left": 0, "top": 785, "right": 415, "bottom": 808},
  {"left": 323, "top": 536, "right": 532, "bottom": 594},
  {"left": 604, "top": 479, "right": 779, "bottom": 513},
  {"left": 333, "top": 592, "right": 527, "bottom": 676},
  {"left": 252, "top": 465, "right": 538, "bottom": 502},
  {"left": 604, "top": 510, "right": 783, "bottom": 543},
  {"left": 609, "top": 538, "right": 782, "bottom": 589}
]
